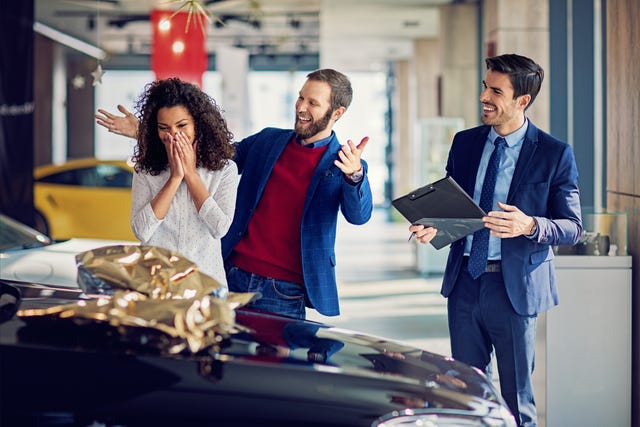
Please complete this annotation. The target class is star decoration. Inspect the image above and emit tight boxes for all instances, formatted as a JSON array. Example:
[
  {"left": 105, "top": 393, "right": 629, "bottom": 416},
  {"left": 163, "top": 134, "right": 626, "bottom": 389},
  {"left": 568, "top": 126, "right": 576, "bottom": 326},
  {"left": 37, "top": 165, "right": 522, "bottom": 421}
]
[
  {"left": 71, "top": 74, "right": 86, "bottom": 90},
  {"left": 91, "top": 63, "right": 105, "bottom": 86}
]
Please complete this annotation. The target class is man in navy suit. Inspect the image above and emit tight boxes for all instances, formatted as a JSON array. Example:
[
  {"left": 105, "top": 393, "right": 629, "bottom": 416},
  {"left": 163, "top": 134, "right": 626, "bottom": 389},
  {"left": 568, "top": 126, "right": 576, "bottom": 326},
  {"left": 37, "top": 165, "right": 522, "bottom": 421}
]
[
  {"left": 96, "top": 70, "right": 373, "bottom": 320},
  {"left": 410, "top": 54, "right": 582, "bottom": 426}
]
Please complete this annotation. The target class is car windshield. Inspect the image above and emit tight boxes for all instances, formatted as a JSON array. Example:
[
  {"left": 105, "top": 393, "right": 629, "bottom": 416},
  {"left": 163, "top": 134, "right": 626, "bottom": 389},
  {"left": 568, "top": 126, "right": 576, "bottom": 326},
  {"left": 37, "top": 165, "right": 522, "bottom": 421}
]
[{"left": 0, "top": 214, "right": 52, "bottom": 251}]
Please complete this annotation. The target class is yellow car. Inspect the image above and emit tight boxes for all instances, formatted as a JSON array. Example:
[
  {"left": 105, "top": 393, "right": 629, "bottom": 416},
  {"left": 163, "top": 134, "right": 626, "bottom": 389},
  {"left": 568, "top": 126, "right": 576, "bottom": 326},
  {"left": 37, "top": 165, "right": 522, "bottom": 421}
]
[{"left": 34, "top": 158, "right": 136, "bottom": 240}]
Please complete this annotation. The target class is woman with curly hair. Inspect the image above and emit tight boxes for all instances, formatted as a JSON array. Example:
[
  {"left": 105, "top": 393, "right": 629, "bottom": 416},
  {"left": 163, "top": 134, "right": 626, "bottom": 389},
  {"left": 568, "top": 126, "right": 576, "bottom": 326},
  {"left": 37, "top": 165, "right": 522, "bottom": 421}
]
[{"left": 129, "top": 78, "right": 238, "bottom": 290}]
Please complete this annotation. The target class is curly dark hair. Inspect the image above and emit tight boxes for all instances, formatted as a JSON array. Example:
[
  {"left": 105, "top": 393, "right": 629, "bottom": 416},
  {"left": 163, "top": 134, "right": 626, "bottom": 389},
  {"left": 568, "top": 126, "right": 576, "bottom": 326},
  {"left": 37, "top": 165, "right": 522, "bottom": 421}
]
[{"left": 132, "top": 78, "right": 235, "bottom": 175}]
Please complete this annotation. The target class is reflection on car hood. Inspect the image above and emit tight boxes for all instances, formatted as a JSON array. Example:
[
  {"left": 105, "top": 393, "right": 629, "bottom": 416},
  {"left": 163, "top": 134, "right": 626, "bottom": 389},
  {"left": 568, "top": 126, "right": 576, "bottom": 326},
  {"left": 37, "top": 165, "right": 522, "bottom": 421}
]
[
  {"left": 0, "top": 281, "right": 514, "bottom": 427},
  {"left": 0, "top": 238, "right": 136, "bottom": 287}
]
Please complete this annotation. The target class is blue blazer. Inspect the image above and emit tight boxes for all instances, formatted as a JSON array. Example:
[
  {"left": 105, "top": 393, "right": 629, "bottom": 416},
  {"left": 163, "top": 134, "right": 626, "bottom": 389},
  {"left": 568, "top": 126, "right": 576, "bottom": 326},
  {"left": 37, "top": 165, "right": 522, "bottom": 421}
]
[
  {"left": 222, "top": 128, "right": 373, "bottom": 316},
  {"left": 442, "top": 121, "right": 582, "bottom": 316}
]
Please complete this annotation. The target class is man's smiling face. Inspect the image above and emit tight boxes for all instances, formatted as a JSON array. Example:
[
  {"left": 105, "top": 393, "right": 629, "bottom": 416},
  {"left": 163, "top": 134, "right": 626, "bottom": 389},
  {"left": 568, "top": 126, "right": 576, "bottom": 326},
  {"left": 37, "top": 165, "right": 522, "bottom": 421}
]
[
  {"left": 294, "top": 80, "right": 335, "bottom": 143},
  {"left": 479, "top": 69, "right": 529, "bottom": 135}
]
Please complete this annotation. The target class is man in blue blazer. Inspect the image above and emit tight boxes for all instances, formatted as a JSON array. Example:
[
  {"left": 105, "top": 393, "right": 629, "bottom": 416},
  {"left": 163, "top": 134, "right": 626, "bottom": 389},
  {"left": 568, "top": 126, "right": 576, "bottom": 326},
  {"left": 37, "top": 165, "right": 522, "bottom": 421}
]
[
  {"left": 222, "top": 69, "right": 372, "bottom": 320},
  {"left": 95, "top": 70, "right": 373, "bottom": 320},
  {"left": 410, "top": 54, "right": 582, "bottom": 427}
]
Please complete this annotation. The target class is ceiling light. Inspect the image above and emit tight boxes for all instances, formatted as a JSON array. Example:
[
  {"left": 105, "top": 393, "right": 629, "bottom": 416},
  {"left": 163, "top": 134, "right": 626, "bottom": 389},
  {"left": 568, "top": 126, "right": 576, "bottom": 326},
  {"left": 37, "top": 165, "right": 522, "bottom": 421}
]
[
  {"left": 159, "top": 19, "right": 171, "bottom": 32},
  {"left": 172, "top": 41, "right": 185, "bottom": 54}
]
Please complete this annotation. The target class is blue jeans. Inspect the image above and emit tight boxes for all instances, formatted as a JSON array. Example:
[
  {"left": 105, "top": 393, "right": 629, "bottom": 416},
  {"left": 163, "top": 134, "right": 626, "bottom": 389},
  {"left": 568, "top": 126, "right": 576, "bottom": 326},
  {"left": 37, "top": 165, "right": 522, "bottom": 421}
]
[{"left": 225, "top": 264, "right": 306, "bottom": 320}]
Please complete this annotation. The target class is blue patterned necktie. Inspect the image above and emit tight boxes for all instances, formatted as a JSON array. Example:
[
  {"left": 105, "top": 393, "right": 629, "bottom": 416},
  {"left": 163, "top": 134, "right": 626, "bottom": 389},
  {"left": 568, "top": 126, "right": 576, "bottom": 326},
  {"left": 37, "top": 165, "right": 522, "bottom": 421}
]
[{"left": 467, "top": 137, "right": 507, "bottom": 279}]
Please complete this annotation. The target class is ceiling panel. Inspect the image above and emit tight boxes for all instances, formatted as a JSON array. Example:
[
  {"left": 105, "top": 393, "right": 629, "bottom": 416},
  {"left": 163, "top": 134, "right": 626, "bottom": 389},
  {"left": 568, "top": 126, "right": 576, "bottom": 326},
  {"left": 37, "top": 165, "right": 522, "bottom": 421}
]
[
  {"left": 320, "top": 0, "right": 441, "bottom": 71},
  {"left": 35, "top": 0, "right": 450, "bottom": 71}
]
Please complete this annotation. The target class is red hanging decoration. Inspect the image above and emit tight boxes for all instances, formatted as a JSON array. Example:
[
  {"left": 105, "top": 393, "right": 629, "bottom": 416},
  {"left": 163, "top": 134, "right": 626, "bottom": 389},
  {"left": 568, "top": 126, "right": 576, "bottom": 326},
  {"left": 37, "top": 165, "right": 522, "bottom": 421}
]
[{"left": 151, "top": 9, "right": 207, "bottom": 87}]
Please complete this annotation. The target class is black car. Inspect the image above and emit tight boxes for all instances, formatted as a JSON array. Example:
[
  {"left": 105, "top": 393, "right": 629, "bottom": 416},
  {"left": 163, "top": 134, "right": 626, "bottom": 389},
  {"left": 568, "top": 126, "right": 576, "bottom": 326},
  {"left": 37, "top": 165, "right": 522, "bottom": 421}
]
[{"left": 0, "top": 279, "right": 516, "bottom": 427}]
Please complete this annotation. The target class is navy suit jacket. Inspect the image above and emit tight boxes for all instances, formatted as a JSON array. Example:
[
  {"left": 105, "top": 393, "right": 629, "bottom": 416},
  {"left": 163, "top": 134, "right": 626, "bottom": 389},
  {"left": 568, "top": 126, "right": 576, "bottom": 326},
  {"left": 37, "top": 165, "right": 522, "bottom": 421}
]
[
  {"left": 442, "top": 121, "right": 582, "bottom": 316},
  {"left": 221, "top": 128, "right": 373, "bottom": 316}
]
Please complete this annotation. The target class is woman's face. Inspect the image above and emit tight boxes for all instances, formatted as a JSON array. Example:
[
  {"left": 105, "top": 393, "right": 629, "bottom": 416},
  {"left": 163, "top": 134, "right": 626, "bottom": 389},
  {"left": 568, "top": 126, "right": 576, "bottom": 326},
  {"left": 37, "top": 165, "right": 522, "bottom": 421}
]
[{"left": 156, "top": 105, "right": 196, "bottom": 146}]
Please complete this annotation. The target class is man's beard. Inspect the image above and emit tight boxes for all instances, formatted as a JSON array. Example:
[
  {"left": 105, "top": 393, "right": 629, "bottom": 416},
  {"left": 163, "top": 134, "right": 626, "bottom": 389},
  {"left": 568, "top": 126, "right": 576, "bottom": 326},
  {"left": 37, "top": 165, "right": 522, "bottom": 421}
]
[{"left": 294, "top": 107, "right": 333, "bottom": 140}]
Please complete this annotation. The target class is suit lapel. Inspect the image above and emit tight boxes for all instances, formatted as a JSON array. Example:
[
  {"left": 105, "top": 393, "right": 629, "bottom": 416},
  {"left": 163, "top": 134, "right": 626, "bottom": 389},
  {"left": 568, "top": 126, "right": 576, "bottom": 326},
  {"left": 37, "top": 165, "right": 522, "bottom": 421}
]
[
  {"left": 304, "top": 134, "right": 340, "bottom": 211},
  {"left": 256, "top": 130, "right": 294, "bottom": 198},
  {"left": 507, "top": 121, "right": 539, "bottom": 202},
  {"left": 265, "top": 130, "right": 294, "bottom": 165},
  {"left": 463, "top": 127, "right": 491, "bottom": 195}
]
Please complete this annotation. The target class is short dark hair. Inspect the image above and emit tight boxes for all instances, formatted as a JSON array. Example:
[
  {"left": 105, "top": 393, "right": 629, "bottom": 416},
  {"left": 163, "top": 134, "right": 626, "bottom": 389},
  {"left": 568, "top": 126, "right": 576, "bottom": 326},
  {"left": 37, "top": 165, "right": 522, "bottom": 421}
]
[
  {"left": 306, "top": 69, "right": 353, "bottom": 111},
  {"left": 485, "top": 54, "right": 544, "bottom": 110}
]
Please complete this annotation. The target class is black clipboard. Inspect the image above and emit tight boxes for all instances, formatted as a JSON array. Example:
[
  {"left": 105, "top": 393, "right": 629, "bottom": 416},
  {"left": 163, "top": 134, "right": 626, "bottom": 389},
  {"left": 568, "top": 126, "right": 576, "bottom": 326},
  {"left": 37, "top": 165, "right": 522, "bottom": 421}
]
[{"left": 392, "top": 176, "right": 486, "bottom": 249}]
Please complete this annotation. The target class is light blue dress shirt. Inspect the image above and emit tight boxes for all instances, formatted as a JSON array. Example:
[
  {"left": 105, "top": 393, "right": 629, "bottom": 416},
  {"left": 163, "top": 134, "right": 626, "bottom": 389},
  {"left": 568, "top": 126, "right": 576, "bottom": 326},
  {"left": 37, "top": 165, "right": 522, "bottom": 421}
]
[{"left": 463, "top": 120, "right": 529, "bottom": 260}]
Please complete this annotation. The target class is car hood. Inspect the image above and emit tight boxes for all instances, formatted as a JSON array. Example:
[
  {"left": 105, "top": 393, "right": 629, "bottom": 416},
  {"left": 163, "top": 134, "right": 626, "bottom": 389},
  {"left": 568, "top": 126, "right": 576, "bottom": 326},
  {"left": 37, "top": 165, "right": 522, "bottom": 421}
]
[
  {"left": 0, "top": 238, "right": 136, "bottom": 288},
  {"left": 0, "top": 281, "right": 514, "bottom": 427}
]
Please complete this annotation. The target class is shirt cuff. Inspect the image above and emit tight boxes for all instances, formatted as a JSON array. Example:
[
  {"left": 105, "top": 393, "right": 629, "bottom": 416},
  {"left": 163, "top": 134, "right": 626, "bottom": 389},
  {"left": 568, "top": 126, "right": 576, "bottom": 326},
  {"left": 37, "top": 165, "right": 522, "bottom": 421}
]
[{"left": 345, "top": 167, "right": 364, "bottom": 184}]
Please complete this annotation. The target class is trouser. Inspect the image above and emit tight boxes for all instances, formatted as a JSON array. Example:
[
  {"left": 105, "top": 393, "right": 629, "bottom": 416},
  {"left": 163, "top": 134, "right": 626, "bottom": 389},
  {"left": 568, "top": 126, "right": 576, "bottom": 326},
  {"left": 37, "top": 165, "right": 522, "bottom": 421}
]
[
  {"left": 225, "top": 263, "right": 306, "bottom": 320},
  {"left": 447, "top": 265, "right": 538, "bottom": 427}
]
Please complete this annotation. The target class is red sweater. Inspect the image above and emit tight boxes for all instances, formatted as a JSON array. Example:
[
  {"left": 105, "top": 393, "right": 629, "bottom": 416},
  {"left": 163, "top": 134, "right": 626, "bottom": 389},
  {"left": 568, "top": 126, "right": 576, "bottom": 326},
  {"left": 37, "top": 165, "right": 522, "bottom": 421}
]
[{"left": 231, "top": 137, "right": 328, "bottom": 284}]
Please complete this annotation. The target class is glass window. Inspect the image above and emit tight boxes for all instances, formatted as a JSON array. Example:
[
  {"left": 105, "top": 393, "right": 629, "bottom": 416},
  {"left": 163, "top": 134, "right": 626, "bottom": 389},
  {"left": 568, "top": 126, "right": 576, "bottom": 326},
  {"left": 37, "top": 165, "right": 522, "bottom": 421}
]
[
  {"left": 37, "top": 169, "right": 83, "bottom": 186},
  {"left": 0, "top": 215, "right": 51, "bottom": 251},
  {"left": 95, "top": 165, "right": 132, "bottom": 188},
  {"left": 94, "top": 69, "right": 387, "bottom": 202},
  {"left": 94, "top": 70, "right": 155, "bottom": 160}
]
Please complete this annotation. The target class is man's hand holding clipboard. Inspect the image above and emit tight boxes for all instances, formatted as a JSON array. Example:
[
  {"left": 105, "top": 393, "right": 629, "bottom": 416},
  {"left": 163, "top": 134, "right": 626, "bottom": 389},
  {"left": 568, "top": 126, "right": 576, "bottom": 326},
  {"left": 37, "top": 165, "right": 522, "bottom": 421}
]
[{"left": 392, "top": 177, "right": 486, "bottom": 249}]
